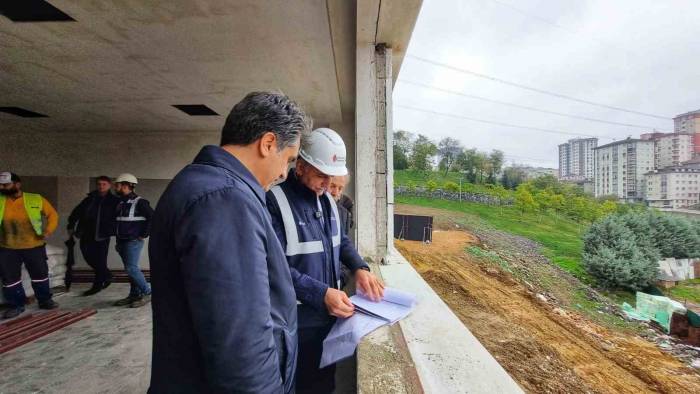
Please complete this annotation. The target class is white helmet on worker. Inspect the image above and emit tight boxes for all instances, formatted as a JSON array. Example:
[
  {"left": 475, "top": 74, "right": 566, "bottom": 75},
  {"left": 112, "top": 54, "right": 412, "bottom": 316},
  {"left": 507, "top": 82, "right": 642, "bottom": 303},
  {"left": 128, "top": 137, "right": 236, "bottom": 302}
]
[
  {"left": 299, "top": 128, "right": 348, "bottom": 176},
  {"left": 115, "top": 173, "right": 138, "bottom": 185}
]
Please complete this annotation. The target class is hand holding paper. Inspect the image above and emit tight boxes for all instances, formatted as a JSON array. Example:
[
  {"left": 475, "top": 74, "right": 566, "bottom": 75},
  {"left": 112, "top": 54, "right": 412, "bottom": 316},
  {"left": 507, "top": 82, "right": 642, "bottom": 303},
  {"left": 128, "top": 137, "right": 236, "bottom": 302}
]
[{"left": 320, "top": 287, "right": 417, "bottom": 368}]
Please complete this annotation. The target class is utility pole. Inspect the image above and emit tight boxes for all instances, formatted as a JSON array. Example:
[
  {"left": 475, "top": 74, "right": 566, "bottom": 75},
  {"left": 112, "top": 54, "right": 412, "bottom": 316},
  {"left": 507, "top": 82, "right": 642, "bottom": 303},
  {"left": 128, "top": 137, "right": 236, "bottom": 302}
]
[{"left": 459, "top": 177, "right": 462, "bottom": 202}]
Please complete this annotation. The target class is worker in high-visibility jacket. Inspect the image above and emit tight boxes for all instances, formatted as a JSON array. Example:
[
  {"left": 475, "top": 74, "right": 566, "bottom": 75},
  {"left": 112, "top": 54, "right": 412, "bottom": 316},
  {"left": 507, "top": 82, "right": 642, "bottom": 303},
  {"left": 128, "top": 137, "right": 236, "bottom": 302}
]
[
  {"left": 0, "top": 172, "right": 59, "bottom": 319},
  {"left": 266, "top": 128, "right": 385, "bottom": 394}
]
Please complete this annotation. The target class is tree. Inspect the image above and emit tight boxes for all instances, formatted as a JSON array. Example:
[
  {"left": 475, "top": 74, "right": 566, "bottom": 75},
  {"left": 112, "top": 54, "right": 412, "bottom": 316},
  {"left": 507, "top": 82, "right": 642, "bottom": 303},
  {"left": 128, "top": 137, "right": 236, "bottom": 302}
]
[
  {"left": 393, "top": 130, "right": 413, "bottom": 170},
  {"left": 582, "top": 215, "right": 659, "bottom": 290},
  {"left": 393, "top": 147, "right": 409, "bottom": 170},
  {"left": 473, "top": 151, "right": 489, "bottom": 183},
  {"left": 514, "top": 185, "right": 538, "bottom": 213},
  {"left": 410, "top": 134, "right": 437, "bottom": 171},
  {"left": 487, "top": 150, "right": 504, "bottom": 183},
  {"left": 437, "top": 137, "right": 463, "bottom": 176},
  {"left": 501, "top": 166, "right": 527, "bottom": 189},
  {"left": 599, "top": 200, "right": 618, "bottom": 218},
  {"left": 456, "top": 148, "right": 478, "bottom": 183},
  {"left": 648, "top": 213, "right": 700, "bottom": 258},
  {"left": 534, "top": 189, "right": 556, "bottom": 213}
]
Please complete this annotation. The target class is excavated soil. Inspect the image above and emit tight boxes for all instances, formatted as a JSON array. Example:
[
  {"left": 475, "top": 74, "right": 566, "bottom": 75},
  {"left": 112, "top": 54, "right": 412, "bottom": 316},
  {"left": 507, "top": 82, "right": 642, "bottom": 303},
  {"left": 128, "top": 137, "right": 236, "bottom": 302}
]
[{"left": 395, "top": 205, "right": 700, "bottom": 394}]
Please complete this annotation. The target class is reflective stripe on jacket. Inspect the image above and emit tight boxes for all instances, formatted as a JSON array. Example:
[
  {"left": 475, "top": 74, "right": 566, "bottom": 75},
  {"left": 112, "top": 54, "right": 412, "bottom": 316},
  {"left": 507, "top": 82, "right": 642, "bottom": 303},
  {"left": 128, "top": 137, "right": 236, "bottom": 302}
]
[
  {"left": 267, "top": 170, "right": 368, "bottom": 328},
  {"left": 115, "top": 193, "right": 153, "bottom": 240}
]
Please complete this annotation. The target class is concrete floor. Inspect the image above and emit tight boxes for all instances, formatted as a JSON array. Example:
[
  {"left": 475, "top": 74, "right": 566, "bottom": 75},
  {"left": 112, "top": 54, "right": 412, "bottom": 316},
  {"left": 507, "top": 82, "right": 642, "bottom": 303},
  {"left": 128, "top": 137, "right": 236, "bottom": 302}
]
[
  {"left": 0, "top": 284, "right": 357, "bottom": 394},
  {"left": 0, "top": 284, "right": 151, "bottom": 394}
]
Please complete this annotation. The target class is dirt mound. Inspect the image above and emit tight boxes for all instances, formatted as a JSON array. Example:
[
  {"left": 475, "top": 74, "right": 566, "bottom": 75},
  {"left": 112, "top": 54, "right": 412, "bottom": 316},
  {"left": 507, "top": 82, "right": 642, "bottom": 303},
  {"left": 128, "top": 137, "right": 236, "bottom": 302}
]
[{"left": 396, "top": 230, "right": 700, "bottom": 393}]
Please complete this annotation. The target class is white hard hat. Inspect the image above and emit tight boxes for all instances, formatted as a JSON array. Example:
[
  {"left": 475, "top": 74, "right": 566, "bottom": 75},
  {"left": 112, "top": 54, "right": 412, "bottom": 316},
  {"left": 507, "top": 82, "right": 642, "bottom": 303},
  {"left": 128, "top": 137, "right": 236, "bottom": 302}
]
[
  {"left": 299, "top": 128, "right": 348, "bottom": 176},
  {"left": 115, "top": 173, "right": 138, "bottom": 184}
]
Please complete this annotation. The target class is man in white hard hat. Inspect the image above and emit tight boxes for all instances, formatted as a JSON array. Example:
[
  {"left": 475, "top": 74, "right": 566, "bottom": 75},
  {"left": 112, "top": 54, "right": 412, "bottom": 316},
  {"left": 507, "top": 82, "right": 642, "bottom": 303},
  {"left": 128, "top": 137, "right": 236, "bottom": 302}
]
[
  {"left": 0, "top": 172, "right": 59, "bottom": 319},
  {"left": 113, "top": 173, "right": 153, "bottom": 308},
  {"left": 266, "top": 128, "right": 384, "bottom": 394}
]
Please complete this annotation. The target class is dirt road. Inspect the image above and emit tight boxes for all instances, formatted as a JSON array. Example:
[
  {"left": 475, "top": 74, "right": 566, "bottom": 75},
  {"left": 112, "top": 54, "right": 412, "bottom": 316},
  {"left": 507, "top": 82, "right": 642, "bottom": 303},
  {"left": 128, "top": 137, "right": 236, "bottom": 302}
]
[{"left": 395, "top": 206, "right": 700, "bottom": 394}]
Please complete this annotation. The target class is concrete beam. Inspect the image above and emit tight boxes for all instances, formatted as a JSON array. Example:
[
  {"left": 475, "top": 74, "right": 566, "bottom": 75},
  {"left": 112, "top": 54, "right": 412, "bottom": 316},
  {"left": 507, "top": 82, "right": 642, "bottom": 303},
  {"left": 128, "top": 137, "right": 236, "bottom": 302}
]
[{"left": 354, "top": 43, "right": 392, "bottom": 260}]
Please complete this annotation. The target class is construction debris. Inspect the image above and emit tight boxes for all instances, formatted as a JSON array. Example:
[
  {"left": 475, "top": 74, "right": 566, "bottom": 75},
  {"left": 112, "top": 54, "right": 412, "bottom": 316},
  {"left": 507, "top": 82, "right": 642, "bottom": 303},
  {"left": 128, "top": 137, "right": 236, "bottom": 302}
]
[
  {"left": 0, "top": 309, "right": 96, "bottom": 354},
  {"left": 622, "top": 292, "right": 686, "bottom": 332},
  {"left": 70, "top": 269, "right": 151, "bottom": 284}
]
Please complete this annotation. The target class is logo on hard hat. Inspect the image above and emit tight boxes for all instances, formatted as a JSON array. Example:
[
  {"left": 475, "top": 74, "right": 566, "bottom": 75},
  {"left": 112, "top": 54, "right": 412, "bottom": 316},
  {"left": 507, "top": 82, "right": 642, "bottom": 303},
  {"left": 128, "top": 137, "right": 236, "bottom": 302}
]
[{"left": 332, "top": 154, "right": 337, "bottom": 162}]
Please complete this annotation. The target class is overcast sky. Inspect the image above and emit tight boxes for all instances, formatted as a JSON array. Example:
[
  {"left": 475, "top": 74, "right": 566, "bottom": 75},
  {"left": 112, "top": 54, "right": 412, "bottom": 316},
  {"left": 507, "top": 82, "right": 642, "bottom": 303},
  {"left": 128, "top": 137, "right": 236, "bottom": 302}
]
[{"left": 393, "top": 0, "right": 700, "bottom": 168}]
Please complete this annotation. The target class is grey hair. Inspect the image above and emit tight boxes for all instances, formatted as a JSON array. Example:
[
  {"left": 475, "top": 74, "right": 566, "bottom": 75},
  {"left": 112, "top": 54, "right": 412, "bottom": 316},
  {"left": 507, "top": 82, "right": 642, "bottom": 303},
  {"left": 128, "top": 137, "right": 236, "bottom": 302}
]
[{"left": 220, "top": 91, "right": 313, "bottom": 149}]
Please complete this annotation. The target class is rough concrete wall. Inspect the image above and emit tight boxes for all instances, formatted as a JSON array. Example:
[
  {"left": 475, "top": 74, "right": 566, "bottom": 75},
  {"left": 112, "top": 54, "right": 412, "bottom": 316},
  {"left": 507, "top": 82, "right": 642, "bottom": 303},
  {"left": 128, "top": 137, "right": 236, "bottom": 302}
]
[
  {"left": 3, "top": 129, "right": 361, "bottom": 267},
  {"left": 1, "top": 130, "right": 218, "bottom": 179}
]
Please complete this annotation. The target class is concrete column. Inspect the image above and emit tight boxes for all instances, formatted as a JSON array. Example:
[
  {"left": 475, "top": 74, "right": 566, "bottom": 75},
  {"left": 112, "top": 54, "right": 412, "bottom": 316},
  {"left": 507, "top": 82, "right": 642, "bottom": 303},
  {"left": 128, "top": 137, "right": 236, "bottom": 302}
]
[{"left": 355, "top": 43, "right": 393, "bottom": 261}]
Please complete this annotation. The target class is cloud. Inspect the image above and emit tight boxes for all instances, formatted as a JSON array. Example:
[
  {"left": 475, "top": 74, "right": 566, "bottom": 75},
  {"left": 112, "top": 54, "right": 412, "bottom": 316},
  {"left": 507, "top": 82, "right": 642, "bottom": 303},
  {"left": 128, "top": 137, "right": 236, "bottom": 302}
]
[{"left": 394, "top": 0, "right": 700, "bottom": 168}]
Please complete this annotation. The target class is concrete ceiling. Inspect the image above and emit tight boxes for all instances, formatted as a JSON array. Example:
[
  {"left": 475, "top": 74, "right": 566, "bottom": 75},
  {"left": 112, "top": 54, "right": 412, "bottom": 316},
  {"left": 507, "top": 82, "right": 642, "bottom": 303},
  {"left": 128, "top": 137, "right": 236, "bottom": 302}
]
[{"left": 0, "top": 0, "right": 353, "bottom": 133}]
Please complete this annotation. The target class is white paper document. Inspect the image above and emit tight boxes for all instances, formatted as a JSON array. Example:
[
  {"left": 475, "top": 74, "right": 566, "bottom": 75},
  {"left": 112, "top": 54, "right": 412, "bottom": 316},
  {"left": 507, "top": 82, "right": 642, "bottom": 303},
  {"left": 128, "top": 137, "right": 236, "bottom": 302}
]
[{"left": 320, "top": 287, "right": 416, "bottom": 368}]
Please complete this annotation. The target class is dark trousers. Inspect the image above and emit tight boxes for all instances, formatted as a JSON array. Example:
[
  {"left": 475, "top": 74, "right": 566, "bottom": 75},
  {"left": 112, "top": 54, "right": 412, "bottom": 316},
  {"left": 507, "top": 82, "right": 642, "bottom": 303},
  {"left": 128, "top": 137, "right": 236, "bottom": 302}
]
[
  {"left": 296, "top": 323, "right": 336, "bottom": 394},
  {"left": 79, "top": 238, "right": 112, "bottom": 287},
  {"left": 0, "top": 246, "right": 52, "bottom": 308}
]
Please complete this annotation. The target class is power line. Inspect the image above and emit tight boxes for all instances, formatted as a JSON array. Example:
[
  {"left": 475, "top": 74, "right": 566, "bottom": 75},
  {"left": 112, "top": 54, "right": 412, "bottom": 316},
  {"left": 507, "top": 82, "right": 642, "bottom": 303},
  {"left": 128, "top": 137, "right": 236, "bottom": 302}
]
[
  {"left": 405, "top": 54, "right": 672, "bottom": 120},
  {"left": 484, "top": 0, "right": 633, "bottom": 56},
  {"left": 397, "top": 104, "right": 614, "bottom": 139},
  {"left": 399, "top": 79, "right": 657, "bottom": 129}
]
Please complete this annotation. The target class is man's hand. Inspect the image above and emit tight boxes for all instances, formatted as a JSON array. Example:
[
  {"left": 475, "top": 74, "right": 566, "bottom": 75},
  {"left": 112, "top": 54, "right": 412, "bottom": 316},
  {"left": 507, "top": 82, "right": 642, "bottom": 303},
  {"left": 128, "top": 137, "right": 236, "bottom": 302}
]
[
  {"left": 355, "top": 269, "right": 384, "bottom": 301},
  {"left": 324, "top": 288, "right": 354, "bottom": 318}
]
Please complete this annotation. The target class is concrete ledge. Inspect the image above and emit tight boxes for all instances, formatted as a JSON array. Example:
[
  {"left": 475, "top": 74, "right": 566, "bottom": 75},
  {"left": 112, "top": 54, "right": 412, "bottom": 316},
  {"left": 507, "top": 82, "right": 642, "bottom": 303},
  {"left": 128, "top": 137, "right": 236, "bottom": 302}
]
[{"left": 373, "top": 250, "right": 523, "bottom": 394}]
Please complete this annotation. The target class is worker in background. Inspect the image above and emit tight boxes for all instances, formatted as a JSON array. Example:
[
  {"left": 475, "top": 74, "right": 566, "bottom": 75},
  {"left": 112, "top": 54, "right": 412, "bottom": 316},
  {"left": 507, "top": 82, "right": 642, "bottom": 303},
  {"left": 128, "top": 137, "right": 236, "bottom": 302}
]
[
  {"left": 148, "top": 91, "right": 309, "bottom": 393},
  {"left": 328, "top": 174, "right": 354, "bottom": 235},
  {"left": 266, "top": 128, "right": 384, "bottom": 394},
  {"left": 67, "top": 176, "right": 120, "bottom": 296},
  {"left": 113, "top": 174, "right": 153, "bottom": 308},
  {"left": 0, "top": 172, "right": 59, "bottom": 319}
]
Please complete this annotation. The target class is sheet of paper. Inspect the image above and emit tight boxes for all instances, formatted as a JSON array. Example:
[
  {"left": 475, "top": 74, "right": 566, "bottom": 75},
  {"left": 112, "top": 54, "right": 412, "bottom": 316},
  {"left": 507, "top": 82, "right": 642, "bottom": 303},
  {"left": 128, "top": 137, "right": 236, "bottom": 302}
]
[
  {"left": 320, "top": 287, "right": 418, "bottom": 368},
  {"left": 351, "top": 288, "right": 416, "bottom": 324},
  {"left": 373, "top": 287, "right": 417, "bottom": 307},
  {"left": 320, "top": 313, "right": 385, "bottom": 368}
]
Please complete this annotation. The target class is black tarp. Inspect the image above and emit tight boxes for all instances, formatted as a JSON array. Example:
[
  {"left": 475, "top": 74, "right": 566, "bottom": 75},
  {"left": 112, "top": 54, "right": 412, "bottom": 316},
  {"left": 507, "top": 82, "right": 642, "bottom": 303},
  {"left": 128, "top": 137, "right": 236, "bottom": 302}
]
[{"left": 394, "top": 214, "right": 433, "bottom": 242}]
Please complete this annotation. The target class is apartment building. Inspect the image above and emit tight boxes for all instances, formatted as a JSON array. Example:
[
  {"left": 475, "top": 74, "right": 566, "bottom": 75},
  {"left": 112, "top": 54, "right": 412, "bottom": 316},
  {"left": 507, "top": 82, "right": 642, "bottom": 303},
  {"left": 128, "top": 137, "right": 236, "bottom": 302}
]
[
  {"left": 674, "top": 109, "right": 700, "bottom": 156},
  {"left": 646, "top": 164, "right": 700, "bottom": 209},
  {"left": 594, "top": 138, "right": 655, "bottom": 201},
  {"left": 558, "top": 138, "right": 597, "bottom": 180},
  {"left": 654, "top": 133, "right": 694, "bottom": 169}
]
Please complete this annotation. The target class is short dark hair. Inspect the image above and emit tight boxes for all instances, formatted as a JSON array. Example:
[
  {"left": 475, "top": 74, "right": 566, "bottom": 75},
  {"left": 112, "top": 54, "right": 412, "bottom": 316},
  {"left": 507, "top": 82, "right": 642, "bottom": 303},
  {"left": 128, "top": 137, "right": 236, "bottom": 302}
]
[
  {"left": 96, "top": 175, "right": 112, "bottom": 183},
  {"left": 220, "top": 91, "right": 312, "bottom": 149},
  {"left": 10, "top": 173, "right": 20, "bottom": 183}
]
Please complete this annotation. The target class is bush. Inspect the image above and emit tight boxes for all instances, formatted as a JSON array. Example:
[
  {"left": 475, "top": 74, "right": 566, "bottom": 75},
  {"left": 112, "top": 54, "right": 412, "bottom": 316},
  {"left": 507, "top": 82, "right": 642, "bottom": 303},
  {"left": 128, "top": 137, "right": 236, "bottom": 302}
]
[
  {"left": 406, "top": 180, "right": 416, "bottom": 192},
  {"left": 426, "top": 180, "right": 438, "bottom": 192},
  {"left": 582, "top": 214, "right": 659, "bottom": 290},
  {"left": 443, "top": 181, "right": 459, "bottom": 192}
]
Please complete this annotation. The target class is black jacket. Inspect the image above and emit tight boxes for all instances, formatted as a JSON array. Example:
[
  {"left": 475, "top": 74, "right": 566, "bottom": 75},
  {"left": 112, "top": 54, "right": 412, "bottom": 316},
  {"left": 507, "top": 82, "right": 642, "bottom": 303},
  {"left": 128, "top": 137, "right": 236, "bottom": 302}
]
[
  {"left": 115, "top": 192, "right": 154, "bottom": 240},
  {"left": 148, "top": 145, "right": 298, "bottom": 393},
  {"left": 67, "top": 191, "right": 120, "bottom": 241},
  {"left": 337, "top": 194, "right": 354, "bottom": 235}
]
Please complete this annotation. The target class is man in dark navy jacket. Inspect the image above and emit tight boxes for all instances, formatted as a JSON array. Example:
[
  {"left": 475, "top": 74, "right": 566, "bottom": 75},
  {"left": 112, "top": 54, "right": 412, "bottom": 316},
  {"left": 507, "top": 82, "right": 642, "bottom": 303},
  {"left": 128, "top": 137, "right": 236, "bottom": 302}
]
[
  {"left": 67, "top": 176, "right": 120, "bottom": 295},
  {"left": 148, "top": 91, "right": 311, "bottom": 393},
  {"left": 267, "top": 128, "right": 384, "bottom": 394}
]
